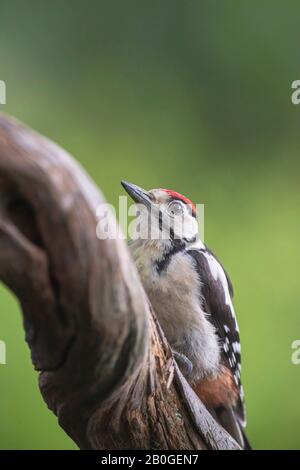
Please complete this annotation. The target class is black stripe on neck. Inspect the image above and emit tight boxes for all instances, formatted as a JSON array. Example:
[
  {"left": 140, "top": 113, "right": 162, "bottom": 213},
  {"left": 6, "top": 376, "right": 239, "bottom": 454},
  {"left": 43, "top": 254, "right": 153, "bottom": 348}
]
[
  {"left": 155, "top": 239, "right": 186, "bottom": 275},
  {"left": 158, "top": 210, "right": 163, "bottom": 232}
]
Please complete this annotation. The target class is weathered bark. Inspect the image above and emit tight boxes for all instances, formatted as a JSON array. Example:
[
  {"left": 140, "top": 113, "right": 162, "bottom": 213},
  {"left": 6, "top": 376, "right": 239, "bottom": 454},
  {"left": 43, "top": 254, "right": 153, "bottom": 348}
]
[{"left": 0, "top": 114, "right": 240, "bottom": 450}]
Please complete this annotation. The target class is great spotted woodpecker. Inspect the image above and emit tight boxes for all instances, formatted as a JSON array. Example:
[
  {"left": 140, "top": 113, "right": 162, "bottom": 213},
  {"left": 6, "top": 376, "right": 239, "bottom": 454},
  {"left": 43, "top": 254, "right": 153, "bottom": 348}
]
[{"left": 121, "top": 180, "right": 250, "bottom": 449}]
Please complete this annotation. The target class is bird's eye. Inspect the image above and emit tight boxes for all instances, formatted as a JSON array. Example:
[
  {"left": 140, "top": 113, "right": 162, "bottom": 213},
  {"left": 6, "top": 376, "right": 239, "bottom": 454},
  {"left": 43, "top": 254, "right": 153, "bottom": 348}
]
[{"left": 167, "top": 200, "right": 184, "bottom": 216}]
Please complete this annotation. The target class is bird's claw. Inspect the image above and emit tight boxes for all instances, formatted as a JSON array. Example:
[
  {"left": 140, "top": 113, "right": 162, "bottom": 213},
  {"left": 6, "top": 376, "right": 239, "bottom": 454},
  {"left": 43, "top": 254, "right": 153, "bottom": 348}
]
[{"left": 172, "top": 350, "right": 193, "bottom": 376}]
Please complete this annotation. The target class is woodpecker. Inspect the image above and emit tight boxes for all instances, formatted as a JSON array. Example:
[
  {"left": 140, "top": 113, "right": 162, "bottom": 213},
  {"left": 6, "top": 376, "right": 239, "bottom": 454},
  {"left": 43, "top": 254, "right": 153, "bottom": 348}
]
[{"left": 121, "top": 180, "right": 250, "bottom": 449}]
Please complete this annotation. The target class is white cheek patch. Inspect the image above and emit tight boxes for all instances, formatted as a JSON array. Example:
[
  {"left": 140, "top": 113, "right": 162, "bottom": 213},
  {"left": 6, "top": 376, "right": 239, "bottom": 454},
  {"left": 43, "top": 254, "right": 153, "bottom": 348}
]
[{"left": 168, "top": 210, "right": 199, "bottom": 241}]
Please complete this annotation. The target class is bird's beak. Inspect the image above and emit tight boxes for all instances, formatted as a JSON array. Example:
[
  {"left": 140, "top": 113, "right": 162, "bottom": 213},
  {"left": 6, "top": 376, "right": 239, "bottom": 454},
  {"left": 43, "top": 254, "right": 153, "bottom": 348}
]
[{"left": 121, "top": 180, "right": 153, "bottom": 209}]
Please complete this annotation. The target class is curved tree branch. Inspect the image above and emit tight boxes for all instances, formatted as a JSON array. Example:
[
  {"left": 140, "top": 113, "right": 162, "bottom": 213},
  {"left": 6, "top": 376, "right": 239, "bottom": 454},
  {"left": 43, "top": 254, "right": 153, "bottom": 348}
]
[{"left": 0, "top": 114, "right": 240, "bottom": 450}]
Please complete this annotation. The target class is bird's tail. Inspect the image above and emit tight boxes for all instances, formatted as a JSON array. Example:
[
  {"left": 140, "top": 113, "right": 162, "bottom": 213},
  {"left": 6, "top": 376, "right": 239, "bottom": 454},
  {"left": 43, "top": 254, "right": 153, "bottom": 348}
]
[{"left": 213, "top": 406, "right": 251, "bottom": 449}]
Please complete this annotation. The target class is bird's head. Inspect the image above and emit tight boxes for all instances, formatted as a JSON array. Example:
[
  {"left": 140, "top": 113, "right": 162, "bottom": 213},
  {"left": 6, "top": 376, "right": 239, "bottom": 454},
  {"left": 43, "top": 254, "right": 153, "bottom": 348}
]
[{"left": 121, "top": 180, "right": 199, "bottom": 246}]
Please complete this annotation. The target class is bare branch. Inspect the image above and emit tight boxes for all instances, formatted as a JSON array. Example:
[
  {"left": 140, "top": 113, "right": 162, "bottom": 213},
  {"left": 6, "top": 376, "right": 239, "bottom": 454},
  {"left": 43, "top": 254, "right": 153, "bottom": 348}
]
[{"left": 0, "top": 114, "right": 239, "bottom": 450}]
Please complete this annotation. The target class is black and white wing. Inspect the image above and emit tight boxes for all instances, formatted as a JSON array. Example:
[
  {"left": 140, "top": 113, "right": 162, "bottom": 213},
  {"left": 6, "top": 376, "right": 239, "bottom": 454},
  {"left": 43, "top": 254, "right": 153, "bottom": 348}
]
[{"left": 187, "top": 247, "right": 246, "bottom": 427}]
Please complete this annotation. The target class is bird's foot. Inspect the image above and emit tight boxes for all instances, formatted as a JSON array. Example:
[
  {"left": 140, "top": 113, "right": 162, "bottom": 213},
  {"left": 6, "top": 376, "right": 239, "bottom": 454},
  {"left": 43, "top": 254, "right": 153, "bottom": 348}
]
[{"left": 172, "top": 350, "right": 193, "bottom": 376}]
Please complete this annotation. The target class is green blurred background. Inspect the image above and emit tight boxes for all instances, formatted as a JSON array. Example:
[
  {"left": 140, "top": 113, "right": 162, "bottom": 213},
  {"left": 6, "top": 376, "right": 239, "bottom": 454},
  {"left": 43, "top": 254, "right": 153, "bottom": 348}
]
[{"left": 0, "top": 0, "right": 299, "bottom": 450}]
